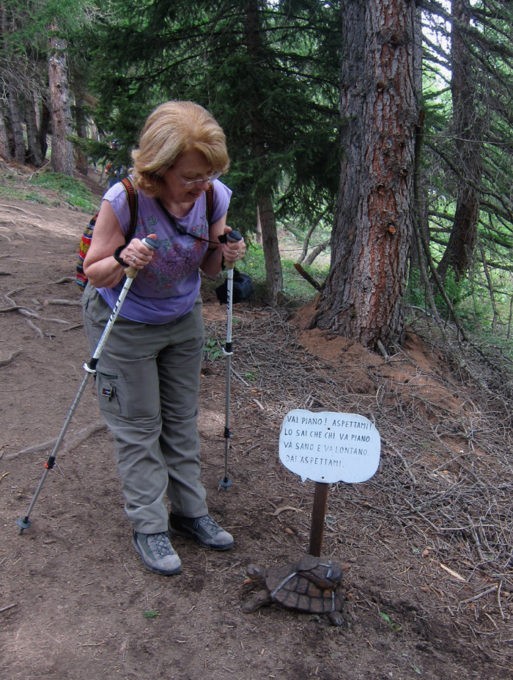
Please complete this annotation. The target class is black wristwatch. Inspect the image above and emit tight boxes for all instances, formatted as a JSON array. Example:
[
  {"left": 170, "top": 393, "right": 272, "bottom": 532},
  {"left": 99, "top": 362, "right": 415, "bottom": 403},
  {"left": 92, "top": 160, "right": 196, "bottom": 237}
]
[{"left": 113, "top": 245, "right": 129, "bottom": 267}]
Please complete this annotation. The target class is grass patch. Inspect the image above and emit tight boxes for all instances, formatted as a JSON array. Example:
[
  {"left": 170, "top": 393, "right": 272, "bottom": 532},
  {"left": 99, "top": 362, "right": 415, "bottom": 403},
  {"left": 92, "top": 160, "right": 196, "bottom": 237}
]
[
  {"left": 237, "top": 243, "right": 328, "bottom": 305},
  {"left": 30, "top": 171, "right": 97, "bottom": 212},
  {"left": 0, "top": 185, "right": 57, "bottom": 207},
  {"left": 0, "top": 168, "right": 98, "bottom": 212},
  {"left": 0, "top": 173, "right": 51, "bottom": 203}
]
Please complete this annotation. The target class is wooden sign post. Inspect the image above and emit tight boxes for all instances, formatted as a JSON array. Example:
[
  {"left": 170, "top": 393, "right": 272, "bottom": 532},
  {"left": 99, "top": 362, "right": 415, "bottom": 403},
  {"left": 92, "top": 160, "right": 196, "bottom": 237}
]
[
  {"left": 309, "top": 482, "right": 330, "bottom": 557},
  {"left": 279, "top": 409, "right": 381, "bottom": 556}
]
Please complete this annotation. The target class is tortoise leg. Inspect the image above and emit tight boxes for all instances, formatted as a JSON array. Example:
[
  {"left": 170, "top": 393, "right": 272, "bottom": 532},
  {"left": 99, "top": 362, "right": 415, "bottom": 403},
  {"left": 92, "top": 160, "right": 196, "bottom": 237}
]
[
  {"left": 242, "top": 590, "right": 272, "bottom": 613},
  {"left": 328, "top": 610, "right": 344, "bottom": 626}
]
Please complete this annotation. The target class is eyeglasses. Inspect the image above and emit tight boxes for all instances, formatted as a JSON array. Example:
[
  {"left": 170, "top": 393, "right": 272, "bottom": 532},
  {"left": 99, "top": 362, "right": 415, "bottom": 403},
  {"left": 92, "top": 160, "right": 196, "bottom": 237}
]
[{"left": 181, "top": 171, "right": 222, "bottom": 186}]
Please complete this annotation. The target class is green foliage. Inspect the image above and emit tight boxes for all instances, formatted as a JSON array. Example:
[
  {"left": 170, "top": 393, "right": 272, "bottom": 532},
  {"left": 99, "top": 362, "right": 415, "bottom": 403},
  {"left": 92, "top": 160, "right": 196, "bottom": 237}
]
[
  {"left": 283, "top": 259, "right": 326, "bottom": 302},
  {"left": 203, "top": 337, "right": 223, "bottom": 362},
  {"left": 29, "top": 171, "right": 97, "bottom": 211},
  {"left": 1, "top": 0, "right": 94, "bottom": 55},
  {"left": 0, "top": 169, "right": 95, "bottom": 210},
  {"left": 243, "top": 369, "right": 258, "bottom": 383},
  {"left": 417, "top": 1, "right": 513, "bottom": 343},
  {"left": 434, "top": 270, "right": 462, "bottom": 313},
  {"left": 9, "top": 190, "right": 54, "bottom": 205},
  {"left": 237, "top": 244, "right": 328, "bottom": 304},
  {"left": 379, "top": 610, "right": 402, "bottom": 633},
  {"left": 405, "top": 267, "right": 426, "bottom": 309},
  {"left": 143, "top": 609, "right": 160, "bottom": 619},
  {"left": 79, "top": 0, "right": 340, "bottom": 240}
]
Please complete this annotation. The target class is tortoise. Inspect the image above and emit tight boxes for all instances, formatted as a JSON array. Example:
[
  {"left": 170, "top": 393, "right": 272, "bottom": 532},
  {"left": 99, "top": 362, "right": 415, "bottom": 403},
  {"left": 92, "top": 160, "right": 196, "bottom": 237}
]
[{"left": 241, "top": 555, "right": 344, "bottom": 626}]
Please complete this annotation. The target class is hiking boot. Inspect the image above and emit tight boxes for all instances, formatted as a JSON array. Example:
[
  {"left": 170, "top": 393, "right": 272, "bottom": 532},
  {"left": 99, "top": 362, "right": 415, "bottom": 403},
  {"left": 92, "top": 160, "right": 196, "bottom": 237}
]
[
  {"left": 132, "top": 531, "right": 182, "bottom": 575},
  {"left": 169, "top": 514, "right": 234, "bottom": 551}
]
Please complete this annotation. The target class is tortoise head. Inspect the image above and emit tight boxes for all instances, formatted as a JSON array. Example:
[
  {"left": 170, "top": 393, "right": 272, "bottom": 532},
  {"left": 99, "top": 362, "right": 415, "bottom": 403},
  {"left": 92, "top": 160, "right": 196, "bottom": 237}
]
[{"left": 245, "top": 563, "right": 266, "bottom": 586}]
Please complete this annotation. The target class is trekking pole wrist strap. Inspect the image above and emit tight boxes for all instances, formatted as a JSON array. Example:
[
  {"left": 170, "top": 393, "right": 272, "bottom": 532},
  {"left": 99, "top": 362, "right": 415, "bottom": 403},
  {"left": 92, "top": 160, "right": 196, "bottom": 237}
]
[{"left": 113, "top": 245, "right": 129, "bottom": 267}]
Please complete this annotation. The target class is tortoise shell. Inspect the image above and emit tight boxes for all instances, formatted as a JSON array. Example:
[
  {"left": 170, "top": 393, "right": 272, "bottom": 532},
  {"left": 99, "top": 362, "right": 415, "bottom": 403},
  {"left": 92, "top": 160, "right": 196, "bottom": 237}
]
[{"left": 262, "top": 555, "right": 343, "bottom": 615}]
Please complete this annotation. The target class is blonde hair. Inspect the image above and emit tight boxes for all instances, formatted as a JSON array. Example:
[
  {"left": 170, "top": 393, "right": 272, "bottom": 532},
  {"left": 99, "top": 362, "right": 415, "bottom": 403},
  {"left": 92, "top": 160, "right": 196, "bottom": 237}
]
[{"left": 131, "top": 101, "right": 230, "bottom": 197}]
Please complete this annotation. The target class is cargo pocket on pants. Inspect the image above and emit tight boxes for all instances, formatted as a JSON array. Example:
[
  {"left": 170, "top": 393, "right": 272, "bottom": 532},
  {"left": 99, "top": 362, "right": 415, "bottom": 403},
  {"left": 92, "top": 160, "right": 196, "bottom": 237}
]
[{"left": 96, "top": 371, "right": 121, "bottom": 415}]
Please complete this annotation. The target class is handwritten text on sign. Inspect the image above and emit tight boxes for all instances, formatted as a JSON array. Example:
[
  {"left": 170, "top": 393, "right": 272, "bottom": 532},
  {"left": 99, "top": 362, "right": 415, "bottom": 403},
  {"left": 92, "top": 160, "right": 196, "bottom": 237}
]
[{"left": 279, "top": 409, "right": 380, "bottom": 484}]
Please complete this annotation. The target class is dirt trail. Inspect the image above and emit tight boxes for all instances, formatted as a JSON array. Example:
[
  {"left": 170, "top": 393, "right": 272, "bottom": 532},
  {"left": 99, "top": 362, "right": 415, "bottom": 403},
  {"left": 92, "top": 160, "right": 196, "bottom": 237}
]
[{"left": 1, "top": 185, "right": 512, "bottom": 679}]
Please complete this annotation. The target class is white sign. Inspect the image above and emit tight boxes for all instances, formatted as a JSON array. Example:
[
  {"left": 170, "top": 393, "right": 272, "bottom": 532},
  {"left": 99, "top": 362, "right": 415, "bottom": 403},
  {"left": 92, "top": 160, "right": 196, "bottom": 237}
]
[{"left": 279, "top": 409, "right": 380, "bottom": 484}]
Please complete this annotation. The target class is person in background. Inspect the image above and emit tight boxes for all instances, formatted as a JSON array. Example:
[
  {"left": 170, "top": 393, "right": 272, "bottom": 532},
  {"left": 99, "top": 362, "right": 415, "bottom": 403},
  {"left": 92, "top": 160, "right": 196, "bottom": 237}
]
[
  {"left": 82, "top": 101, "right": 246, "bottom": 575},
  {"left": 105, "top": 141, "right": 127, "bottom": 187}
]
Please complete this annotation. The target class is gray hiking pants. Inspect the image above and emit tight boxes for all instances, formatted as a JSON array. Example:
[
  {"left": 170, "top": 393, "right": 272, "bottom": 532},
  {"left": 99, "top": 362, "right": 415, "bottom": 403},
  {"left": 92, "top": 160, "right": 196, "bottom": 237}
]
[{"left": 82, "top": 285, "right": 208, "bottom": 534}]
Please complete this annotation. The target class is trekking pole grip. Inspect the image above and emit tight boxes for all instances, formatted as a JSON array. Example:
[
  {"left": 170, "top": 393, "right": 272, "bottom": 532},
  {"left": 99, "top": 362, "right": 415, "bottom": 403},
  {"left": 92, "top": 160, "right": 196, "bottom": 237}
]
[
  {"left": 125, "top": 236, "right": 159, "bottom": 278},
  {"left": 219, "top": 229, "right": 242, "bottom": 270}
]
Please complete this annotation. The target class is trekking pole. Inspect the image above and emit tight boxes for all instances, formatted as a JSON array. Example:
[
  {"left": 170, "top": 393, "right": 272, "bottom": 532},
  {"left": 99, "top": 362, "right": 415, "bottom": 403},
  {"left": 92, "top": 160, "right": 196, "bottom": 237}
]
[
  {"left": 218, "top": 230, "right": 242, "bottom": 490},
  {"left": 17, "top": 237, "right": 159, "bottom": 533}
]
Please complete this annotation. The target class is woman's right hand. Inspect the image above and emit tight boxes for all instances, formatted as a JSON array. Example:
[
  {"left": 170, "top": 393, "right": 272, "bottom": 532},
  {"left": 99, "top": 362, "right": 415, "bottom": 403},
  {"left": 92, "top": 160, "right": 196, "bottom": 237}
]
[
  {"left": 84, "top": 199, "right": 155, "bottom": 287},
  {"left": 117, "top": 235, "right": 157, "bottom": 270}
]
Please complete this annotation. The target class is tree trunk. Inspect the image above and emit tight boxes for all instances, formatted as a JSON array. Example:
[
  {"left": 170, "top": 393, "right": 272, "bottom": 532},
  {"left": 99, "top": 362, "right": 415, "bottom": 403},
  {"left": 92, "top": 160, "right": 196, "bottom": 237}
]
[
  {"left": 73, "top": 81, "right": 91, "bottom": 175},
  {"left": 39, "top": 100, "right": 51, "bottom": 160},
  {"left": 410, "top": 5, "right": 428, "bottom": 270},
  {"left": 255, "top": 205, "right": 262, "bottom": 245},
  {"left": 437, "top": 0, "right": 483, "bottom": 283},
  {"left": 73, "top": 109, "right": 90, "bottom": 175},
  {"left": 258, "top": 193, "right": 283, "bottom": 302},
  {"left": 7, "top": 86, "right": 25, "bottom": 163},
  {"left": 0, "top": 5, "right": 14, "bottom": 161},
  {"left": 313, "top": 0, "right": 419, "bottom": 351},
  {"left": 0, "top": 104, "right": 10, "bottom": 160},
  {"left": 48, "top": 25, "right": 74, "bottom": 175},
  {"left": 243, "top": 0, "right": 283, "bottom": 305},
  {"left": 25, "top": 94, "right": 43, "bottom": 167}
]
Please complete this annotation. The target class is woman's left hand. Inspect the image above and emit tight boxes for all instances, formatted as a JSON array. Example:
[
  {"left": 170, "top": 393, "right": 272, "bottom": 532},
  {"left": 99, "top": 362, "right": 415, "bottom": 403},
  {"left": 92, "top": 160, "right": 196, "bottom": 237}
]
[{"left": 222, "top": 227, "right": 246, "bottom": 266}]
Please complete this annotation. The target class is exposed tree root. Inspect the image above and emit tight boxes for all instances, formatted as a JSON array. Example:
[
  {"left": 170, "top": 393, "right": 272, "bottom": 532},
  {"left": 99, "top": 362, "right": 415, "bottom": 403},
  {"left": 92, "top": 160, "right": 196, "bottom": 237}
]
[
  {"left": 0, "top": 349, "right": 22, "bottom": 367},
  {"left": 5, "top": 420, "right": 107, "bottom": 460}
]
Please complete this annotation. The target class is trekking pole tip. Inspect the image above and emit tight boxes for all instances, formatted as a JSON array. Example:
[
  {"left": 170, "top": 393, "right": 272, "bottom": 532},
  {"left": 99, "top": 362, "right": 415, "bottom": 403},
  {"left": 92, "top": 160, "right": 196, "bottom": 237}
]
[
  {"left": 218, "top": 477, "right": 233, "bottom": 491},
  {"left": 16, "top": 516, "right": 31, "bottom": 533}
]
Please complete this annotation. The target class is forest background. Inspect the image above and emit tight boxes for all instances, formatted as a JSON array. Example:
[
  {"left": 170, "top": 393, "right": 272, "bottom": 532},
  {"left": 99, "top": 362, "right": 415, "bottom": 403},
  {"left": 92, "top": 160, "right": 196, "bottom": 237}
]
[{"left": 4, "top": 0, "right": 513, "bottom": 357}]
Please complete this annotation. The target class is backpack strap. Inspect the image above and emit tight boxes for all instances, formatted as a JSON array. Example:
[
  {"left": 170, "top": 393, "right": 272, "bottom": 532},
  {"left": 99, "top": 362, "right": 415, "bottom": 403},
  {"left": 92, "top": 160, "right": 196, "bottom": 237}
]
[
  {"left": 205, "top": 183, "right": 214, "bottom": 225},
  {"left": 121, "top": 176, "right": 138, "bottom": 239}
]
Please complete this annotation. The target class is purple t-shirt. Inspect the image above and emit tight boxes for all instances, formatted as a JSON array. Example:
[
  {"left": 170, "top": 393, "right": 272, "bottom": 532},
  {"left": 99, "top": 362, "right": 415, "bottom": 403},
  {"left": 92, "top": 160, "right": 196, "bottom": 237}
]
[{"left": 97, "top": 178, "right": 232, "bottom": 323}]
